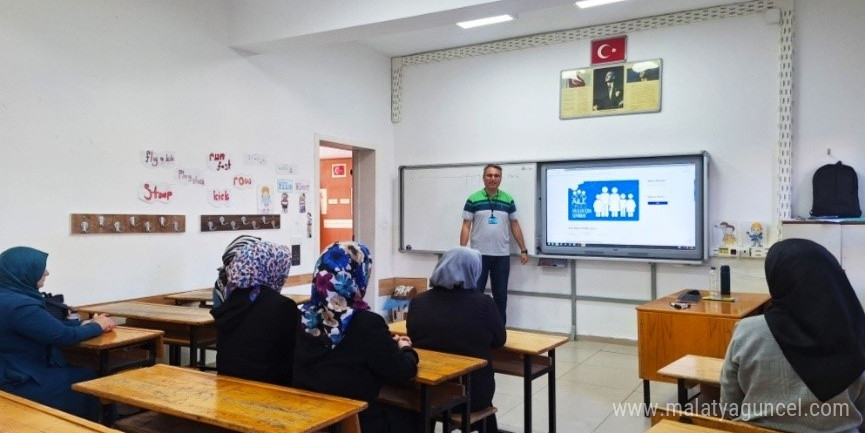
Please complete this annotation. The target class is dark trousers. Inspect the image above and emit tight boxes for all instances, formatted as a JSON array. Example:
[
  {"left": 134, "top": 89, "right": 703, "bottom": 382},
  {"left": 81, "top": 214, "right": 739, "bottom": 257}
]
[{"left": 477, "top": 255, "right": 510, "bottom": 324}]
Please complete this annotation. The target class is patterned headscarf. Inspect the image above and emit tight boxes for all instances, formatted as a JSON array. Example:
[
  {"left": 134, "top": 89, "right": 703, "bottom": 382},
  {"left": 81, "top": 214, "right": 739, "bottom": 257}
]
[
  {"left": 225, "top": 241, "right": 291, "bottom": 302},
  {"left": 301, "top": 241, "right": 371, "bottom": 347},
  {"left": 214, "top": 235, "right": 260, "bottom": 305},
  {"left": 429, "top": 247, "right": 482, "bottom": 290},
  {"left": 0, "top": 246, "right": 48, "bottom": 303}
]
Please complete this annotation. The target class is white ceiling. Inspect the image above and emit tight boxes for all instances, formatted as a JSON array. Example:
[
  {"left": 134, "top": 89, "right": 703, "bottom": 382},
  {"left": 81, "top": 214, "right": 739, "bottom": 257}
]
[{"left": 232, "top": 0, "right": 746, "bottom": 57}]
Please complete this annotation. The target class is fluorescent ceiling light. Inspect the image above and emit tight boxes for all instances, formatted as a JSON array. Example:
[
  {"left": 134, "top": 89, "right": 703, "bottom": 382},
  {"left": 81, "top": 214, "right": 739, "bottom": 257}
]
[
  {"left": 457, "top": 14, "right": 514, "bottom": 29},
  {"left": 576, "top": 0, "right": 628, "bottom": 9}
]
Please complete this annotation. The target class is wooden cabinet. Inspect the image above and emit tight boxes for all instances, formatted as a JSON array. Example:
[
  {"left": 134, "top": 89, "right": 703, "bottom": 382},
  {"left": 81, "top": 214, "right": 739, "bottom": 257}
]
[{"left": 636, "top": 290, "right": 770, "bottom": 405}]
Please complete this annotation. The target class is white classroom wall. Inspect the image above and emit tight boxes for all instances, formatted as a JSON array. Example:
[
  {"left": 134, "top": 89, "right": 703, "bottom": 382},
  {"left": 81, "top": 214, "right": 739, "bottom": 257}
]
[
  {"left": 1, "top": 0, "right": 864, "bottom": 341},
  {"left": 391, "top": 0, "right": 865, "bottom": 338},
  {"left": 792, "top": 0, "right": 865, "bottom": 217},
  {"left": 0, "top": 0, "right": 396, "bottom": 305}
]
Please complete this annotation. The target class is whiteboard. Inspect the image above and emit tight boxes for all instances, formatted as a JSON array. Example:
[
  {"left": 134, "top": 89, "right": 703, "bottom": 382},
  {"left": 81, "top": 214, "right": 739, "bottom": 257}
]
[{"left": 400, "top": 163, "right": 537, "bottom": 254}]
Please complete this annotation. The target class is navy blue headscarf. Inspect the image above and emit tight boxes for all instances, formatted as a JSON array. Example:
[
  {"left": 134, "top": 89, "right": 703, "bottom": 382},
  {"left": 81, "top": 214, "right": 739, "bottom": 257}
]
[{"left": 0, "top": 246, "right": 48, "bottom": 304}]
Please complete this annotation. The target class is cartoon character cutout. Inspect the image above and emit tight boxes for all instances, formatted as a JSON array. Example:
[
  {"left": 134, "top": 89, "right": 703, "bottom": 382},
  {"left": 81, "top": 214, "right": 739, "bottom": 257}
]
[
  {"left": 260, "top": 186, "right": 271, "bottom": 213},
  {"left": 746, "top": 222, "right": 764, "bottom": 247},
  {"left": 719, "top": 221, "right": 737, "bottom": 246},
  {"left": 281, "top": 192, "right": 289, "bottom": 214}
]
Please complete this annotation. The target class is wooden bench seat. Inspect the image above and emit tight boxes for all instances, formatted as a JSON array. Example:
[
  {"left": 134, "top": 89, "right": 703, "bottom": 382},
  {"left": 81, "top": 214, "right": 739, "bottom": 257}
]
[
  {"left": 439, "top": 406, "right": 497, "bottom": 432},
  {"left": 115, "top": 410, "right": 331, "bottom": 433},
  {"left": 113, "top": 411, "right": 235, "bottom": 433},
  {"left": 657, "top": 355, "right": 723, "bottom": 407}
]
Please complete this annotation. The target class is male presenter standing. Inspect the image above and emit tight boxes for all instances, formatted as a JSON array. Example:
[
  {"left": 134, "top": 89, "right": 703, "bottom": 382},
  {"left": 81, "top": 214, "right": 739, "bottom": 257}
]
[{"left": 460, "top": 164, "right": 529, "bottom": 324}]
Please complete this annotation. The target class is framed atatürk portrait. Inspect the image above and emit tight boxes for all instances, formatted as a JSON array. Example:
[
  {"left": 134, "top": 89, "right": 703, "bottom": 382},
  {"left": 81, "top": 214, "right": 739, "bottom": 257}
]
[
  {"left": 331, "top": 163, "right": 347, "bottom": 178},
  {"left": 560, "top": 58, "right": 662, "bottom": 119}
]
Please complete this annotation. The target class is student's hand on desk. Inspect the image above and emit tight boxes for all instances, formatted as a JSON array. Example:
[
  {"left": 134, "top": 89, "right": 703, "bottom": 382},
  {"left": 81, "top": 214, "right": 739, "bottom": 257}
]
[
  {"left": 519, "top": 251, "right": 529, "bottom": 265},
  {"left": 84, "top": 313, "right": 116, "bottom": 332},
  {"left": 393, "top": 335, "right": 412, "bottom": 349}
]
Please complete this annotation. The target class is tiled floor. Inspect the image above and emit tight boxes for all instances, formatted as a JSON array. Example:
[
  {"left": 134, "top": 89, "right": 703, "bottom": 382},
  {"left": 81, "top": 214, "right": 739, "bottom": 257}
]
[{"left": 440, "top": 339, "right": 679, "bottom": 433}]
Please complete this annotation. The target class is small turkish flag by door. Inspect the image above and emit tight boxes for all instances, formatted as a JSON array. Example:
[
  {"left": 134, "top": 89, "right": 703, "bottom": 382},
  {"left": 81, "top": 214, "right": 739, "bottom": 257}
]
[{"left": 591, "top": 35, "right": 627, "bottom": 65}]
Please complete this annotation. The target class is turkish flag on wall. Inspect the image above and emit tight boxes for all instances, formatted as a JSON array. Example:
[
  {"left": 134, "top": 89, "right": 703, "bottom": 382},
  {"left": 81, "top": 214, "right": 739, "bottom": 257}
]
[{"left": 591, "top": 35, "right": 627, "bottom": 65}]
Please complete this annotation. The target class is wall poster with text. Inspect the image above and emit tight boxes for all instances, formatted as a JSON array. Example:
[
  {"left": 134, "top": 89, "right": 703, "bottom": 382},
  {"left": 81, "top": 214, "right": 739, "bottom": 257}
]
[{"left": 560, "top": 59, "right": 661, "bottom": 120}]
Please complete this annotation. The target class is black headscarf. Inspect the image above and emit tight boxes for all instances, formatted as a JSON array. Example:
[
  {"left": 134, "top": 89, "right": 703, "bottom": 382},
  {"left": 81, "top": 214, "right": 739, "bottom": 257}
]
[{"left": 764, "top": 238, "right": 865, "bottom": 401}]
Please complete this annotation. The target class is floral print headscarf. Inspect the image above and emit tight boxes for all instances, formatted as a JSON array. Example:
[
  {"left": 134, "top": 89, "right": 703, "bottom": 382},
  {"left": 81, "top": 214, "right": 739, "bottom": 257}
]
[
  {"left": 214, "top": 235, "right": 261, "bottom": 306},
  {"left": 225, "top": 241, "right": 291, "bottom": 302},
  {"left": 301, "top": 241, "right": 371, "bottom": 347}
]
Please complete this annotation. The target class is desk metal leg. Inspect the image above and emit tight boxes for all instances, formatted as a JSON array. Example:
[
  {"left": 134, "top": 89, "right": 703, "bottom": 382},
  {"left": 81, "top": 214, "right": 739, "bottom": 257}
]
[
  {"left": 189, "top": 327, "right": 199, "bottom": 368},
  {"left": 677, "top": 379, "right": 687, "bottom": 407},
  {"left": 523, "top": 355, "right": 532, "bottom": 433},
  {"left": 145, "top": 339, "right": 158, "bottom": 367},
  {"left": 548, "top": 349, "right": 556, "bottom": 433},
  {"left": 98, "top": 349, "right": 110, "bottom": 376},
  {"left": 421, "top": 384, "right": 431, "bottom": 433},
  {"left": 169, "top": 345, "right": 180, "bottom": 365},
  {"left": 462, "top": 373, "right": 472, "bottom": 433},
  {"left": 643, "top": 380, "right": 651, "bottom": 417}
]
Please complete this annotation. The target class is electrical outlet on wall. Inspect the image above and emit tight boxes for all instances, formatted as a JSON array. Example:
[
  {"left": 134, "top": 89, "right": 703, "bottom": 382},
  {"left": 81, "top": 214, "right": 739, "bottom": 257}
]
[
  {"left": 749, "top": 246, "right": 769, "bottom": 257},
  {"left": 712, "top": 246, "right": 743, "bottom": 257}
]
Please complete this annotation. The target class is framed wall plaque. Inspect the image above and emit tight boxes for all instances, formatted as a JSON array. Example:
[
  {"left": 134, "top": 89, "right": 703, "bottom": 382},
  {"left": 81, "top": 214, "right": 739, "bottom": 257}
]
[{"left": 560, "top": 59, "right": 662, "bottom": 119}]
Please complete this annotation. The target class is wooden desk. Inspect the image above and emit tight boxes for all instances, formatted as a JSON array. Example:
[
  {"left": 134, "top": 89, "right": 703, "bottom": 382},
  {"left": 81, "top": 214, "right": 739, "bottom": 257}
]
[
  {"left": 0, "top": 390, "right": 123, "bottom": 433},
  {"left": 647, "top": 419, "right": 727, "bottom": 433},
  {"left": 389, "top": 321, "right": 569, "bottom": 433},
  {"left": 379, "top": 348, "right": 486, "bottom": 433},
  {"left": 77, "top": 302, "right": 215, "bottom": 368},
  {"left": 652, "top": 409, "right": 785, "bottom": 433},
  {"left": 166, "top": 289, "right": 310, "bottom": 307},
  {"left": 72, "top": 364, "right": 367, "bottom": 433},
  {"left": 63, "top": 326, "right": 164, "bottom": 376},
  {"left": 657, "top": 355, "right": 723, "bottom": 407},
  {"left": 165, "top": 288, "right": 212, "bottom": 307},
  {"left": 636, "top": 290, "right": 769, "bottom": 407}
]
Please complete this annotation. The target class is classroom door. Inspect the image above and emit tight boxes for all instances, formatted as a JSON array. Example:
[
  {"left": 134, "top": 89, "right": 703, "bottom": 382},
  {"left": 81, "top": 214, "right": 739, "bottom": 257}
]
[{"left": 319, "top": 145, "right": 354, "bottom": 248}]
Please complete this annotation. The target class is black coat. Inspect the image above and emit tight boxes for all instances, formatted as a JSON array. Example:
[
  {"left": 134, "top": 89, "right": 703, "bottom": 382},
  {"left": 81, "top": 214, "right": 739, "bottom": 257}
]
[
  {"left": 211, "top": 287, "right": 298, "bottom": 386},
  {"left": 293, "top": 309, "right": 419, "bottom": 433},
  {"left": 407, "top": 288, "right": 506, "bottom": 409}
]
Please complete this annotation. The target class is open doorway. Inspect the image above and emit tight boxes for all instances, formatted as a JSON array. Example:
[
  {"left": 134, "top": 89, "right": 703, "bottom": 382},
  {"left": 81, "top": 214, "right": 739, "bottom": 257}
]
[
  {"left": 318, "top": 145, "right": 354, "bottom": 248},
  {"left": 316, "top": 137, "right": 375, "bottom": 259}
]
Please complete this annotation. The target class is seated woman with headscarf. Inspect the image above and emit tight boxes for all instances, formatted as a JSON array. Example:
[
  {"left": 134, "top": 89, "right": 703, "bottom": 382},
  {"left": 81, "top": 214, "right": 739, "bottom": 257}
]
[
  {"left": 720, "top": 238, "right": 865, "bottom": 432},
  {"left": 0, "top": 246, "right": 116, "bottom": 421},
  {"left": 407, "top": 246, "right": 506, "bottom": 433},
  {"left": 211, "top": 240, "right": 298, "bottom": 386},
  {"left": 293, "top": 242, "right": 419, "bottom": 433},
  {"left": 212, "top": 235, "right": 260, "bottom": 308}
]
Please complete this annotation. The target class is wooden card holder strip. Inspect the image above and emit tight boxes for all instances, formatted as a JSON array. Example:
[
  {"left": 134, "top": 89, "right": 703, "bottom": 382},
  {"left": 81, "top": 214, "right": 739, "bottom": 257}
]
[
  {"left": 71, "top": 214, "right": 185, "bottom": 235},
  {"left": 200, "top": 214, "right": 281, "bottom": 232}
]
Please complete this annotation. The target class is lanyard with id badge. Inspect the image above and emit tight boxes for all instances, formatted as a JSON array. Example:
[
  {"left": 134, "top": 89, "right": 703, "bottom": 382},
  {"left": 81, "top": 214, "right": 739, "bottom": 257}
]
[{"left": 487, "top": 196, "right": 499, "bottom": 225}]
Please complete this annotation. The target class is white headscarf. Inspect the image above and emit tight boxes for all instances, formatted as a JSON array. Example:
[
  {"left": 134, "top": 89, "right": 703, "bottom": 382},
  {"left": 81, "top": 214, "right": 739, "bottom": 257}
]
[{"left": 429, "top": 247, "right": 481, "bottom": 290}]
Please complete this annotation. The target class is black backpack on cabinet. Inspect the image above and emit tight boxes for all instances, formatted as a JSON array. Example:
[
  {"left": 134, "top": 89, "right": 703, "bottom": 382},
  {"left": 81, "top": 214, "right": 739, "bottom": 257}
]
[{"left": 810, "top": 161, "right": 861, "bottom": 217}]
